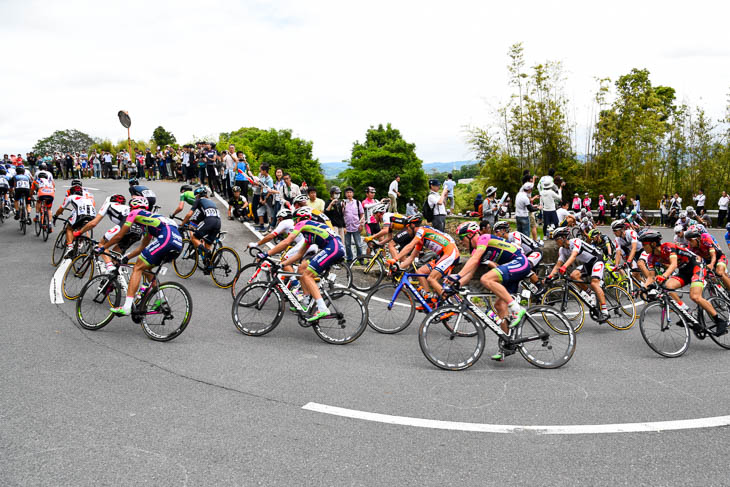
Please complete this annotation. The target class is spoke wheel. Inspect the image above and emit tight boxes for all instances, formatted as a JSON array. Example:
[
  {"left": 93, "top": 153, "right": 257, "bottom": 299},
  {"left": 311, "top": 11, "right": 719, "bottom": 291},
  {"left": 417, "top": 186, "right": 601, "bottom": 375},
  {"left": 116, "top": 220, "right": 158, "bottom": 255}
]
[
  {"left": 603, "top": 284, "right": 637, "bottom": 330},
  {"left": 140, "top": 282, "right": 192, "bottom": 341},
  {"left": 76, "top": 275, "right": 122, "bottom": 330},
  {"left": 231, "top": 283, "right": 283, "bottom": 336},
  {"left": 325, "top": 261, "right": 352, "bottom": 290},
  {"left": 230, "top": 262, "right": 272, "bottom": 299},
  {"left": 209, "top": 247, "right": 241, "bottom": 288},
  {"left": 62, "top": 253, "right": 96, "bottom": 300},
  {"left": 34, "top": 216, "right": 41, "bottom": 236},
  {"left": 173, "top": 239, "right": 198, "bottom": 278},
  {"left": 541, "top": 287, "right": 585, "bottom": 333},
  {"left": 708, "top": 296, "right": 730, "bottom": 349},
  {"left": 42, "top": 218, "right": 49, "bottom": 241},
  {"left": 517, "top": 305, "right": 576, "bottom": 369},
  {"left": 313, "top": 289, "right": 368, "bottom": 344},
  {"left": 418, "top": 307, "right": 485, "bottom": 371},
  {"left": 51, "top": 231, "right": 66, "bottom": 266},
  {"left": 639, "top": 302, "right": 690, "bottom": 358},
  {"left": 349, "top": 256, "right": 385, "bottom": 292},
  {"left": 365, "top": 282, "right": 416, "bottom": 334}
]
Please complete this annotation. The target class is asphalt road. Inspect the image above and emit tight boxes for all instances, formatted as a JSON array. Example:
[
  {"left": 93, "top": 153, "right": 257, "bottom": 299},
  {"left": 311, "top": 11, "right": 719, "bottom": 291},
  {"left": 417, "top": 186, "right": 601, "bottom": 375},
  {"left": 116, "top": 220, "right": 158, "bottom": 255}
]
[{"left": 2, "top": 179, "right": 730, "bottom": 486}]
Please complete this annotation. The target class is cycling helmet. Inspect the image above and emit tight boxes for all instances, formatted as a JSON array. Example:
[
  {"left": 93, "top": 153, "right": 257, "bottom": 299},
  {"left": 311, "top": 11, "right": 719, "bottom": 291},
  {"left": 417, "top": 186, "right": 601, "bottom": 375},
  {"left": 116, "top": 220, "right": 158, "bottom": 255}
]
[
  {"left": 69, "top": 184, "right": 83, "bottom": 196},
  {"left": 551, "top": 227, "right": 571, "bottom": 239},
  {"left": 37, "top": 171, "right": 47, "bottom": 180},
  {"left": 630, "top": 209, "right": 638, "bottom": 215},
  {"left": 638, "top": 230, "right": 662, "bottom": 243},
  {"left": 674, "top": 224, "right": 685, "bottom": 234},
  {"left": 372, "top": 203, "right": 388, "bottom": 214},
  {"left": 109, "top": 194, "right": 126, "bottom": 205},
  {"left": 587, "top": 229, "right": 601, "bottom": 239},
  {"left": 128, "top": 178, "right": 139, "bottom": 186},
  {"left": 17, "top": 164, "right": 24, "bottom": 169},
  {"left": 0, "top": 167, "right": 5, "bottom": 175},
  {"left": 180, "top": 184, "right": 193, "bottom": 193},
  {"left": 276, "top": 208, "right": 293, "bottom": 220},
  {"left": 293, "top": 207, "right": 312, "bottom": 222},
  {"left": 129, "top": 196, "right": 149, "bottom": 210},
  {"left": 193, "top": 186, "right": 208, "bottom": 197},
  {"left": 686, "top": 205, "right": 695, "bottom": 213},
  {"left": 684, "top": 229, "right": 701, "bottom": 239},
  {"left": 232, "top": 186, "right": 241, "bottom": 193},
  {"left": 70, "top": 178, "right": 82, "bottom": 187},
  {"left": 39, "top": 163, "right": 48, "bottom": 171},
  {"left": 678, "top": 211, "right": 687, "bottom": 220},
  {"left": 726, "top": 222, "right": 730, "bottom": 233},
  {"left": 457, "top": 221, "right": 480, "bottom": 240},
  {"left": 293, "top": 194, "right": 309, "bottom": 205},
  {"left": 492, "top": 221, "right": 510, "bottom": 233},
  {"left": 329, "top": 186, "right": 341, "bottom": 195},
  {"left": 610, "top": 220, "right": 625, "bottom": 231},
  {"left": 16, "top": 166, "right": 25, "bottom": 174},
  {"left": 581, "top": 216, "right": 591, "bottom": 224},
  {"left": 406, "top": 213, "right": 422, "bottom": 226}
]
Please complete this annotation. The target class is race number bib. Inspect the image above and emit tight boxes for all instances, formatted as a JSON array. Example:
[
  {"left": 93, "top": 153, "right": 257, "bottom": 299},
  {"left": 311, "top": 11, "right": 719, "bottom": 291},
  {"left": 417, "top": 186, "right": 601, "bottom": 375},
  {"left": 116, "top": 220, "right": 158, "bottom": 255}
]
[{"left": 16, "top": 179, "right": 30, "bottom": 189}]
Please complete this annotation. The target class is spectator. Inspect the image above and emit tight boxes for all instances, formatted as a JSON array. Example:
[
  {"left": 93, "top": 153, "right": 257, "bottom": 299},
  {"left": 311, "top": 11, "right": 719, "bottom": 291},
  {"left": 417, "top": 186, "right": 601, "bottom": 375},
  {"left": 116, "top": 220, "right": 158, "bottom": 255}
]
[
  {"left": 443, "top": 173, "right": 456, "bottom": 213},
  {"left": 610, "top": 193, "right": 618, "bottom": 220},
  {"left": 91, "top": 152, "right": 101, "bottom": 179},
  {"left": 181, "top": 146, "right": 191, "bottom": 183},
  {"left": 64, "top": 152, "right": 73, "bottom": 179},
  {"left": 233, "top": 152, "right": 251, "bottom": 199},
  {"left": 102, "top": 151, "right": 113, "bottom": 179},
  {"left": 307, "top": 187, "right": 324, "bottom": 212},
  {"left": 405, "top": 198, "right": 418, "bottom": 216},
  {"left": 272, "top": 168, "right": 285, "bottom": 217},
  {"left": 633, "top": 194, "right": 641, "bottom": 214},
  {"left": 255, "top": 164, "right": 274, "bottom": 231},
  {"left": 223, "top": 145, "right": 237, "bottom": 198},
  {"left": 342, "top": 187, "right": 365, "bottom": 263},
  {"left": 362, "top": 186, "right": 380, "bottom": 238},
  {"left": 515, "top": 182, "right": 536, "bottom": 235},
  {"left": 388, "top": 175, "right": 401, "bottom": 212},
  {"left": 325, "top": 186, "right": 346, "bottom": 240},
  {"left": 582, "top": 192, "right": 591, "bottom": 211},
  {"left": 473, "top": 193, "right": 483, "bottom": 214},
  {"left": 617, "top": 194, "right": 627, "bottom": 216},
  {"left": 539, "top": 176, "right": 562, "bottom": 234},
  {"left": 668, "top": 192, "right": 682, "bottom": 225},
  {"left": 228, "top": 186, "right": 249, "bottom": 222},
  {"left": 556, "top": 200, "right": 570, "bottom": 225},
  {"left": 597, "top": 194, "right": 607, "bottom": 224},
  {"left": 281, "top": 172, "right": 300, "bottom": 205},
  {"left": 718, "top": 191, "right": 729, "bottom": 227},
  {"left": 426, "top": 178, "right": 448, "bottom": 232},
  {"left": 571, "top": 193, "right": 581, "bottom": 211},
  {"left": 694, "top": 189, "right": 706, "bottom": 216},
  {"left": 659, "top": 194, "right": 669, "bottom": 226},
  {"left": 205, "top": 143, "right": 219, "bottom": 194}
]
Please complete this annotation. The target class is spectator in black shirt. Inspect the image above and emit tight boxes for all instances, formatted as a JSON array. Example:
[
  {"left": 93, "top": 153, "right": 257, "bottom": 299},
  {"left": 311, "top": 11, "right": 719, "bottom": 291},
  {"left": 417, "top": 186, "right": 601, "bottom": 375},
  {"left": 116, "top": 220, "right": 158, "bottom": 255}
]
[
  {"left": 228, "top": 186, "right": 249, "bottom": 222},
  {"left": 325, "top": 186, "right": 346, "bottom": 240}
]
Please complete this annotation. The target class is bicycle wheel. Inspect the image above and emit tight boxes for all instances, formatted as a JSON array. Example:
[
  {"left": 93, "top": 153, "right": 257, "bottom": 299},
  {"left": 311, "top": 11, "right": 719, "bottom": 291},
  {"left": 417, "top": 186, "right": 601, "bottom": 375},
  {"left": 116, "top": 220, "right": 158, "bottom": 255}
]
[
  {"left": 20, "top": 209, "right": 26, "bottom": 235},
  {"left": 541, "top": 286, "right": 585, "bottom": 333},
  {"left": 708, "top": 296, "right": 730, "bottom": 349},
  {"left": 231, "top": 282, "right": 283, "bottom": 336},
  {"left": 326, "top": 261, "right": 352, "bottom": 290},
  {"left": 639, "top": 301, "right": 690, "bottom": 358},
  {"left": 603, "top": 284, "right": 636, "bottom": 330},
  {"left": 418, "top": 306, "right": 485, "bottom": 371},
  {"left": 516, "top": 305, "right": 576, "bottom": 369},
  {"left": 349, "top": 256, "right": 385, "bottom": 292},
  {"left": 313, "top": 289, "right": 368, "bottom": 344},
  {"left": 62, "top": 253, "right": 96, "bottom": 300},
  {"left": 173, "top": 239, "right": 198, "bottom": 278},
  {"left": 229, "top": 262, "right": 272, "bottom": 299},
  {"left": 76, "top": 275, "right": 122, "bottom": 330},
  {"left": 34, "top": 216, "right": 41, "bottom": 236},
  {"left": 51, "top": 231, "right": 66, "bottom": 266},
  {"left": 209, "top": 246, "right": 241, "bottom": 288},
  {"left": 139, "top": 282, "right": 193, "bottom": 341},
  {"left": 365, "top": 282, "right": 416, "bottom": 334},
  {"left": 42, "top": 217, "right": 49, "bottom": 241}
]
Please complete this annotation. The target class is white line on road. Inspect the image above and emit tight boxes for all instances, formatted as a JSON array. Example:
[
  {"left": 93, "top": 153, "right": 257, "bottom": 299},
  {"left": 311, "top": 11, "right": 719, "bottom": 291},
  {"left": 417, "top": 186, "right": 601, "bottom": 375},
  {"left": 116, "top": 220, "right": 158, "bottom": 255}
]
[
  {"left": 213, "top": 192, "right": 274, "bottom": 249},
  {"left": 302, "top": 402, "right": 730, "bottom": 435}
]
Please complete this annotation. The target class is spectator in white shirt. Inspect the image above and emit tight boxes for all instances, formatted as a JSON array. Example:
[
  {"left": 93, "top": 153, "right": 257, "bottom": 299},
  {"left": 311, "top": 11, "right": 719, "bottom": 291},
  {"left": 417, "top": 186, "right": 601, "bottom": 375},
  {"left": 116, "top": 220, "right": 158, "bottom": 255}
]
[
  {"left": 718, "top": 191, "right": 729, "bottom": 227},
  {"left": 515, "top": 182, "right": 537, "bottom": 235},
  {"left": 427, "top": 179, "right": 448, "bottom": 231},
  {"left": 694, "top": 189, "right": 706, "bottom": 216},
  {"left": 388, "top": 175, "right": 401, "bottom": 212},
  {"left": 443, "top": 173, "right": 456, "bottom": 212}
]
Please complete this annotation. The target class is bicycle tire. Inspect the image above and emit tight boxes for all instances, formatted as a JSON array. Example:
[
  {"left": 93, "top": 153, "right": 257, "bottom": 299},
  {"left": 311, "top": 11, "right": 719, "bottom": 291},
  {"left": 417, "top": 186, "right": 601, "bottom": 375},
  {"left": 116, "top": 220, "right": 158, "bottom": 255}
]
[
  {"left": 76, "top": 275, "right": 122, "bottom": 330},
  {"left": 20, "top": 208, "right": 26, "bottom": 235},
  {"left": 639, "top": 301, "right": 690, "bottom": 358},
  {"left": 42, "top": 217, "right": 49, "bottom": 241},
  {"left": 349, "top": 256, "right": 385, "bottom": 292},
  {"left": 140, "top": 282, "right": 193, "bottom": 341},
  {"left": 708, "top": 296, "right": 730, "bottom": 349},
  {"left": 541, "top": 286, "right": 585, "bottom": 333},
  {"left": 326, "top": 261, "right": 353, "bottom": 290},
  {"left": 209, "top": 246, "right": 241, "bottom": 288},
  {"left": 365, "top": 282, "right": 416, "bottom": 334},
  {"left": 313, "top": 289, "right": 368, "bottom": 344},
  {"left": 231, "top": 282, "right": 283, "bottom": 336},
  {"left": 51, "top": 231, "right": 66, "bottom": 266},
  {"left": 34, "top": 216, "right": 41, "bottom": 236},
  {"left": 173, "top": 239, "right": 198, "bottom": 278},
  {"left": 516, "top": 305, "right": 576, "bottom": 369},
  {"left": 62, "top": 253, "right": 96, "bottom": 300},
  {"left": 418, "top": 306, "right": 485, "bottom": 371},
  {"left": 229, "top": 262, "right": 272, "bottom": 299},
  {"left": 603, "top": 284, "right": 637, "bottom": 330}
]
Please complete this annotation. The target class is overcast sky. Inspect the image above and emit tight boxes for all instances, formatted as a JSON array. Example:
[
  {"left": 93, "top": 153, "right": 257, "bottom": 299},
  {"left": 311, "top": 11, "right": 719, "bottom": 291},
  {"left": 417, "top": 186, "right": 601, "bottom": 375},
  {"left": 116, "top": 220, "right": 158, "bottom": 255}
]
[{"left": 1, "top": 0, "right": 728, "bottom": 162}]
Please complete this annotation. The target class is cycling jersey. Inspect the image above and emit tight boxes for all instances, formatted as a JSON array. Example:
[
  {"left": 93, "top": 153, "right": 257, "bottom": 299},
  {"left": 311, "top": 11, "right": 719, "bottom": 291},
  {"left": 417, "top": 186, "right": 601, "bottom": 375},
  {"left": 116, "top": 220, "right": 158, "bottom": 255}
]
[
  {"left": 10, "top": 173, "right": 31, "bottom": 191},
  {"left": 124, "top": 209, "right": 178, "bottom": 238},
  {"left": 558, "top": 238, "right": 603, "bottom": 265},
  {"left": 413, "top": 226, "right": 457, "bottom": 256},
  {"left": 592, "top": 234, "right": 613, "bottom": 258},
  {"left": 98, "top": 198, "right": 129, "bottom": 226},
  {"left": 507, "top": 231, "right": 540, "bottom": 254},
  {"left": 691, "top": 233, "right": 724, "bottom": 264},
  {"left": 190, "top": 198, "right": 221, "bottom": 223},
  {"left": 392, "top": 228, "right": 414, "bottom": 249},
  {"left": 475, "top": 234, "right": 523, "bottom": 265},
  {"left": 34, "top": 170, "right": 53, "bottom": 182},
  {"left": 62, "top": 194, "right": 97, "bottom": 227},
  {"left": 0, "top": 175, "right": 9, "bottom": 193},
  {"left": 180, "top": 190, "right": 196, "bottom": 206},
  {"left": 33, "top": 178, "right": 55, "bottom": 204},
  {"left": 290, "top": 220, "right": 338, "bottom": 248},
  {"left": 615, "top": 229, "right": 639, "bottom": 260},
  {"left": 382, "top": 212, "right": 406, "bottom": 231},
  {"left": 125, "top": 209, "right": 182, "bottom": 267},
  {"left": 647, "top": 242, "right": 698, "bottom": 270}
]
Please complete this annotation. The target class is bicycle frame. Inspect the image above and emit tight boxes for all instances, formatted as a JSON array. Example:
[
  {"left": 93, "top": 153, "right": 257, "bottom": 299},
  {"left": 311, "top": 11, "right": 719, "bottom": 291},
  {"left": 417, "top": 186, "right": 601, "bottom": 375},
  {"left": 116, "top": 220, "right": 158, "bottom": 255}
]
[{"left": 388, "top": 271, "right": 434, "bottom": 312}]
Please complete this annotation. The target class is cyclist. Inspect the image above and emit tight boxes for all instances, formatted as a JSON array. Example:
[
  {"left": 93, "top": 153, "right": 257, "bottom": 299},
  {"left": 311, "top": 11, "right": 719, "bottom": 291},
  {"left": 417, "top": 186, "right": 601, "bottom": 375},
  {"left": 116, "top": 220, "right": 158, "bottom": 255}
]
[
  {"left": 685, "top": 228, "right": 730, "bottom": 290},
  {"left": 725, "top": 223, "right": 730, "bottom": 249},
  {"left": 547, "top": 226, "right": 609, "bottom": 321},
  {"left": 0, "top": 167, "right": 12, "bottom": 214},
  {"left": 180, "top": 186, "right": 221, "bottom": 270},
  {"left": 588, "top": 228, "right": 614, "bottom": 259},
  {"left": 64, "top": 179, "right": 95, "bottom": 205},
  {"left": 612, "top": 219, "right": 642, "bottom": 277},
  {"left": 264, "top": 207, "right": 345, "bottom": 322},
  {"left": 674, "top": 224, "right": 688, "bottom": 246},
  {"left": 639, "top": 230, "right": 727, "bottom": 336},
  {"left": 35, "top": 162, "right": 54, "bottom": 182},
  {"left": 625, "top": 209, "right": 647, "bottom": 230},
  {"left": 129, "top": 178, "right": 157, "bottom": 210},
  {"left": 53, "top": 182, "right": 97, "bottom": 258},
  {"left": 386, "top": 214, "right": 419, "bottom": 259},
  {"left": 100, "top": 196, "right": 183, "bottom": 316},
  {"left": 579, "top": 216, "right": 594, "bottom": 239},
  {"left": 32, "top": 171, "right": 55, "bottom": 229},
  {"left": 492, "top": 220, "right": 544, "bottom": 294},
  {"left": 169, "top": 184, "right": 195, "bottom": 219},
  {"left": 291, "top": 193, "right": 333, "bottom": 228},
  {"left": 10, "top": 165, "right": 33, "bottom": 224}
]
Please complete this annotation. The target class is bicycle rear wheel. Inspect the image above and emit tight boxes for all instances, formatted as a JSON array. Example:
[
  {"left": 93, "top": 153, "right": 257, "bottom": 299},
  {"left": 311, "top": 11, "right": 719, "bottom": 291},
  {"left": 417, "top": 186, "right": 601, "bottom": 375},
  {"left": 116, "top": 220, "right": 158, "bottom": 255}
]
[
  {"left": 708, "top": 296, "right": 730, "bottom": 349},
  {"left": 313, "top": 289, "right": 368, "bottom": 344},
  {"left": 20, "top": 208, "right": 26, "bottom": 235},
  {"left": 209, "top": 246, "right": 241, "bottom": 288},
  {"left": 62, "top": 253, "right": 96, "bottom": 300},
  {"left": 516, "top": 306, "right": 576, "bottom": 369},
  {"left": 365, "top": 282, "right": 416, "bottom": 334},
  {"left": 639, "top": 302, "right": 690, "bottom": 358},
  {"left": 34, "top": 216, "right": 41, "bottom": 236},
  {"left": 173, "top": 239, "right": 198, "bottom": 278},
  {"left": 418, "top": 306, "right": 485, "bottom": 371},
  {"left": 229, "top": 262, "right": 271, "bottom": 299},
  {"left": 42, "top": 217, "right": 49, "bottom": 241},
  {"left": 51, "top": 231, "right": 66, "bottom": 266},
  {"left": 603, "top": 284, "right": 636, "bottom": 330},
  {"left": 76, "top": 275, "right": 122, "bottom": 330},
  {"left": 140, "top": 282, "right": 193, "bottom": 341},
  {"left": 231, "top": 282, "right": 283, "bottom": 336},
  {"left": 541, "top": 286, "right": 585, "bottom": 333},
  {"left": 326, "top": 261, "right": 352, "bottom": 290},
  {"left": 349, "top": 256, "right": 385, "bottom": 292}
]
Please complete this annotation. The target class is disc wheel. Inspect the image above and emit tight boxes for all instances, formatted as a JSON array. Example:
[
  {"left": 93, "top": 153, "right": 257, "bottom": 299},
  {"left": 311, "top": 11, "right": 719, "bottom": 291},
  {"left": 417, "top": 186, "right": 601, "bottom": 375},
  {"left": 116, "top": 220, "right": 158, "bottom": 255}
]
[
  {"left": 639, "top": 301, "right": 690, "bottom": 358},
  {"left": 139, "top": 282, "right": 193, "bottom": 341},
  {"left": 365, "top": 282, "right": 416, "bottom": 334},
  {"left": 541, "top": 286, "right": 585, "bottom": 333},
  {"left": 62, "top": 253, "right": 96, "bottom": 300},
  {"left": 516, "top": 305, "right": 576, "bottom": 369},
  {"left": 231, "top": 282, "right": 283, "bottom": 336},
  {"left": 418, "top": 306, "right": 485, "bottom": 371},
  {"left": 602, "top": 284, "right": 636, "bottom": 330},
  {"left": 229, "top": 262, "right": 272, "bottom": 299},
  {"left": 173, "top": 239, "right": 198, "bottom": 278},
  {"left": 76, "top": 275, "right": 122, "bottom": 330},
  {"left": 313, "top": 289, "right": 368, "bottom": 344},
  {"left": 209, "top": 246, "right": 241, "bottom": 288},
  {"left": 708, "top": 296, "right": 730, "bottom": 349},
  {"left": 349, "top": 256, "right": 385, "bottom": 292}
]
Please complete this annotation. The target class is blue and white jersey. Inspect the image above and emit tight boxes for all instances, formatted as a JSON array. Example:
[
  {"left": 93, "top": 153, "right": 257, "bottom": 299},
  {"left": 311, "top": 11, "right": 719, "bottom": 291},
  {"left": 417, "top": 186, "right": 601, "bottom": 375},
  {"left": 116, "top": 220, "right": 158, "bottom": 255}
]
[
  {"left": 0, "top": 174, "right": 10, "bottom": 189},
  {"left": 11, "top": 173, "right": 32, "bottom": 190}
]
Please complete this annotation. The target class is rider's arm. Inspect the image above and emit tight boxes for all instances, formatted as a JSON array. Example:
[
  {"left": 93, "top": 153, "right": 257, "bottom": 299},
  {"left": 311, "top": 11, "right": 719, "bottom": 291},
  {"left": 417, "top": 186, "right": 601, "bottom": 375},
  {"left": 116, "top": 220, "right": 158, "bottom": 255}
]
[
  {"left": 279, "top": 244, "right": 307, "bottom": 268},
  {"left": 548, "top": 258, "right": 566, "bottom": 278},
  {"left": 267, "top": 232, "right": 297, "bottom": 257},
  {"left": 394, "top": 237, "right": 418, "bottom": 262},
  {"left": 457, "top": 248, "right": 485, "bottom": 286},
  {"left": 709, "top": 248, "right": 717, "bottom": 269},
  {"left": 627, "top": 241, "right": 637, "bottom": 263},
  {"left": 170, "top": 201, "right": 185, "bottom": 217},
  {"left": 77, "top": 213, "right": 103, "bottom": 235},
  {"left": 659, "top": 254, "right": 678, "bottom": 281},
  {"left": 180, "top": 209, "right": 194, "bottom": 226},
  {"left": 103, "top": 223, "right": 130, "bottom": 249}
]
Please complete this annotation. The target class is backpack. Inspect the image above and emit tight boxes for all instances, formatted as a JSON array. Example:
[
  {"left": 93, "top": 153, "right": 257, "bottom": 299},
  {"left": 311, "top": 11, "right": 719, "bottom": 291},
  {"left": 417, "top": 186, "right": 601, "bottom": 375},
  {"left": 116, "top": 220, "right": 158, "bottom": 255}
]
[{"left": 422, "top": 194, "right": 435, "bottom": 223}]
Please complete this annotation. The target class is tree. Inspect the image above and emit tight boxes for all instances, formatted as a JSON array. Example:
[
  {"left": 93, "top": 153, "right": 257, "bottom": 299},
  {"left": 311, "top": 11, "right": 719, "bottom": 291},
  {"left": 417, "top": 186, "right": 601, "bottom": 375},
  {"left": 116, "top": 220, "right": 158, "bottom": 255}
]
[
  {"left": 342, "top": 124, "right": 428, "bottom": 211},
  {"left": 152, "top": 126, "right": 176, "bottom": 148},
  {"left": 33, "top": 129, "right": 97, "bottom": 154}
]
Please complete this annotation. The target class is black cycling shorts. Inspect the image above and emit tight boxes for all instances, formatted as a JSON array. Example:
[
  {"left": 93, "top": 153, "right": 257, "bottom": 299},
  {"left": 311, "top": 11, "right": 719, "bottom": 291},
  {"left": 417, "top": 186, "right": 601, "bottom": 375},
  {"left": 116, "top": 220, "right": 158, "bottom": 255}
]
[
  {"left": 71, "top": 215, "right": 94, "bottom": 230},
  {"left": 193, "top": 217, "right": 221, "bottom": 244},
  {"left": 14, "top": 188, "right": 31, "bottom": 203}
]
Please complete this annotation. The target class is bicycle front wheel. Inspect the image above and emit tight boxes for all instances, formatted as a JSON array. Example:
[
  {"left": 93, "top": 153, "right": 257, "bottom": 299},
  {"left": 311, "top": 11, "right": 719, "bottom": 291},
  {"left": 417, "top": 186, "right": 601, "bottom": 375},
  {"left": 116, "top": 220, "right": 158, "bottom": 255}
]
[
  {"left": 140, "top": 282, "right": 193, "bottom": 341},
  {"left": 76, "top": 275, "right": 122, "bottom": 330},
  {"left": 603, "top": 284, "right": 636, "bottom": 330},
  {"left": 516, "top": 305, "right": 576, "bottom": 369},
  {"left": 541, "top": 286, "right": 585, "bottom": 333},
  {"left": 62, "top": 253, "right": 96, "bottom": 300},
  {"left": 173, "top": 239, "right": 198, "bottom": 278},
  {"left": 418, "top": 306, "right": 485, "bottom": 371},
  {"left": 349, "top": 256, "right": 385, "bottom": 292},
  {"left": 210, "top": 246, "right": 241, "bottom": 288},
  {"left": 708, "top": 296, "right": 730, "bottom": 349},
  {"left": 229, "top": 262, "right": 271, "bottom": 299},
  {"left": 365, "top": 282, "right": 416, "bottom": 334},
  {"left": 51, "top": 231, "right": 66, "bottom": 266},
  {"left": 231, "top": 282, "right": 283, "bottom": 336},
  {"left": 326, "top": 261, "right": 352, "bottom": 290},
  {"left": 639, "top": 301, "right": 690, "bottom": 358},
  {"left": 314, "top": 289, "right": 368, "bottom": 344}
]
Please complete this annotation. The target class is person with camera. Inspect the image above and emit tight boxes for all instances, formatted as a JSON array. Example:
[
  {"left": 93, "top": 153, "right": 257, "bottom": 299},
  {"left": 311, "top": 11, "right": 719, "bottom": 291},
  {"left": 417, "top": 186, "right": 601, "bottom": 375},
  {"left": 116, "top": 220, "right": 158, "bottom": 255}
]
[{"left": 325, "top": 186, "right": 346, "bottom": 240}]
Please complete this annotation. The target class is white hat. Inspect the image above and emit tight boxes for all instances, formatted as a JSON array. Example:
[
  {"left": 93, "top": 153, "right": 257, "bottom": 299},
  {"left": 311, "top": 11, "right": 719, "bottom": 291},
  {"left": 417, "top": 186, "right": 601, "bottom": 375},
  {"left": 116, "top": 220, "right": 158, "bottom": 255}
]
[{"left": 522, "top": 182, "right": 534, "bottom": 191}]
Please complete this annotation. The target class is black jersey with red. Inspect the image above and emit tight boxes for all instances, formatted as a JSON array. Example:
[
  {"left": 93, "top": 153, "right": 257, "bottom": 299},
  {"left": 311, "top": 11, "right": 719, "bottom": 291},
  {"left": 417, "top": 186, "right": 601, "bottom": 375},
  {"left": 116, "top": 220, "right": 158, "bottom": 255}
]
[
  {"left": 647, "top": 242, "right": 697, "bottom": 270},
  {"left": 691, "top": 233, "right": 723, "bottom": 263}
]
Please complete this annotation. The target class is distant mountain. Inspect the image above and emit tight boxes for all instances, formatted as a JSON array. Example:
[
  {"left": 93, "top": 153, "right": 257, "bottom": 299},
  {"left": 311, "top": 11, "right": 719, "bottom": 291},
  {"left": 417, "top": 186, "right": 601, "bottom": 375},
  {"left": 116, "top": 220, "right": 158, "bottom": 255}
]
[{"left": 320, "top": 160, "right": 478, "bottom": 179}]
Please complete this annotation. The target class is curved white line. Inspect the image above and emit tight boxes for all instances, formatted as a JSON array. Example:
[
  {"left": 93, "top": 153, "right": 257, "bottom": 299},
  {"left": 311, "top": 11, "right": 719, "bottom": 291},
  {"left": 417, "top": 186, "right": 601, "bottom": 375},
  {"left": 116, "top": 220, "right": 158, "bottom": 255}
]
[{"left": 302, "top": 402, "right": 730, "bottom": 435}]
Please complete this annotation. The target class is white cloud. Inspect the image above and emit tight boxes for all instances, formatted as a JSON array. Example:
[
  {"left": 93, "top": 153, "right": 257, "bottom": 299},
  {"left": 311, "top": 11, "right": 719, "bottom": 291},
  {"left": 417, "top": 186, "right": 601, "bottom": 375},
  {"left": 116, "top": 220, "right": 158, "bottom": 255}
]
[{"left": 1, "top": 0, "right": 728, "bottom": 161}]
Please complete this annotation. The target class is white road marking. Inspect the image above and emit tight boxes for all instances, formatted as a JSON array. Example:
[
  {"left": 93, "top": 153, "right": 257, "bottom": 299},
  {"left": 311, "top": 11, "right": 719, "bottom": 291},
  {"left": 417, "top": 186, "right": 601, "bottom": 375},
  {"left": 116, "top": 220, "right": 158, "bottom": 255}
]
[
  {"left": 50, "top": 258, "right": 71, "bottom": 304},
  {"left": 302, "top": 402, "right": 730, "bottom": 435},
  {"left": 213, "top": 193, "right": 273, "bottom": 249}
]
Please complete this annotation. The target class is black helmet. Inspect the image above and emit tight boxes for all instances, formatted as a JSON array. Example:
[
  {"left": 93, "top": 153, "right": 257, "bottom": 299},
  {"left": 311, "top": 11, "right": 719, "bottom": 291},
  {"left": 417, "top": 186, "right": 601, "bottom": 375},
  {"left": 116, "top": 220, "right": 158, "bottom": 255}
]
[
  {"left": 684, "top": 229, "right": 701, "bottom": 239},
  {"left": 180, "top": 184, "right": 193, "bottom": 193},
  {"left": 194, "top": 186, "right": 208, "bottom": 198},
  {"left": 406, "top": 213, "right": 423, "bottom": 225},
  {"left": 551, "top": 227, "right": 571, "bottom": 239},
  {"left": 128, "top": 177, "right": 139, "bottom": 186},
  {"left": 39, "top": 163, "right": 48, "bottom": 170},
  {"left": 71, "top": 178, "right": 82, "bottom": 187},
  {"left": 232, "top": 186, "right": 241, "bottom": 193},
  {"left": 638, "top": 231, "right": 662, "bottom": 243}
]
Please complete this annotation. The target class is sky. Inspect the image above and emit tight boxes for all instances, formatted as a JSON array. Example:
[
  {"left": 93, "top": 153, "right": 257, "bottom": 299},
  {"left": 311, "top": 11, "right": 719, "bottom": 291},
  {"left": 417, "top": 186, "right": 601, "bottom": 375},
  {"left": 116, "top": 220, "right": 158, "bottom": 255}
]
[{"left": 1, "top": 0, "right": 729, "bottom": 163}]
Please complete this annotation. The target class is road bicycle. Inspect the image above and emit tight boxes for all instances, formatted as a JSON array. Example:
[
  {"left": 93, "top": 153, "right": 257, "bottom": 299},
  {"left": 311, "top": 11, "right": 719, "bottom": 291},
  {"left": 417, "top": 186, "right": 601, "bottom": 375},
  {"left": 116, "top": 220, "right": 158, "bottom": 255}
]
[
  {"left": 418, "top": 284, "right": 576, "bottom": 371},
  {"left": 173, "top": 226, "right": 241, "bottom": 288},
  {"left": 231, "top": 255, "right": 367, "bottom": 344},
  {"left": 17, "top": 197, "right": 29, "bottom": 235},
  {"left": 348, "top": 242, "right": 388, "bottom": 292},
  {"left": 51, "top": 211, "right": 94, "bottom": 266},
  {"left": 76, "top": 250, "right": 192, "bottom": 341},
  {"left": 61, "top": 236, "right": 103, "bottom": 300},
  {"left": 638, "top": 283, "right": 730, "bottom": 357},
  {"left": 0, "top": 196, "right": 7, "bottom": 224},
  {"left": 34, "top": 199, "right": 53, "bottom": 241},
  {"left": 541, "top": 273, "right": 636, "bottom": 332}
]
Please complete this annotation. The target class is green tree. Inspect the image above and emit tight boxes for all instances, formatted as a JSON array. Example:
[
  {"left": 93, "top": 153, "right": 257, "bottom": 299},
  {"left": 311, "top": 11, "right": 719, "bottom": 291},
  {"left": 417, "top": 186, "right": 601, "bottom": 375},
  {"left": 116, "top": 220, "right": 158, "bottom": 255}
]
[
  {"left": 152, "top": 126, "right": 176, "bottom": 148},
  {"left": 33, "top": 129, "right": 97, "bottom": 154},
  {"left": 342, "top": 124, "right": 428, "bottom": 211}
]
